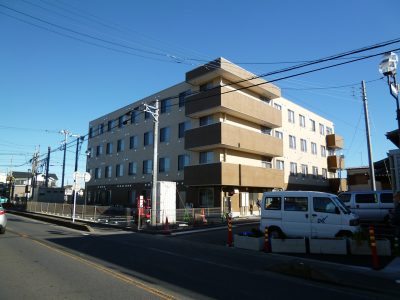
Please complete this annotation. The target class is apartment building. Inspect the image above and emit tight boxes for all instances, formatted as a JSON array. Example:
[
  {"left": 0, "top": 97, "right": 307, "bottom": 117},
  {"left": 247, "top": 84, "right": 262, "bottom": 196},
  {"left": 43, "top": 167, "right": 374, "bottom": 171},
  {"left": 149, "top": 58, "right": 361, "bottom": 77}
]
[{"left": 86, "top": 58, "right": 345, "bottom": 216}]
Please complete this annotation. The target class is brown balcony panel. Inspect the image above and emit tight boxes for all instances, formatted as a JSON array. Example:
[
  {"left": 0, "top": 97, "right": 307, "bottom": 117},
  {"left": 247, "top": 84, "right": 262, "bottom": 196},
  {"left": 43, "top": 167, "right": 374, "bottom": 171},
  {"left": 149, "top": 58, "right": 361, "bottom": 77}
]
[
  {"left": 185, "top": 86, "right": 282, "bottom": 128},
  {"left": 184, "top": 162, "right": 284, "bottom": 188},
  {"left": 327, "top": 155, "right": 345, "bottom": 171},
  {"left": 326, "top": 134, "right": 344, "bottom": 149},
  {"left": 185, "top": 123, "right": 283, "bottom": 157}
]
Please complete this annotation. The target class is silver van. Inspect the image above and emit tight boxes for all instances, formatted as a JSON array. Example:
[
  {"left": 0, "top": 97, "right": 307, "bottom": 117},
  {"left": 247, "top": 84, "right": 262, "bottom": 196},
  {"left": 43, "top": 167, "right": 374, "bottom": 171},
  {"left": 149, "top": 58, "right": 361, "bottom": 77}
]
[{"left": 338, "top": 190, "right": 394, "bottom": 223}]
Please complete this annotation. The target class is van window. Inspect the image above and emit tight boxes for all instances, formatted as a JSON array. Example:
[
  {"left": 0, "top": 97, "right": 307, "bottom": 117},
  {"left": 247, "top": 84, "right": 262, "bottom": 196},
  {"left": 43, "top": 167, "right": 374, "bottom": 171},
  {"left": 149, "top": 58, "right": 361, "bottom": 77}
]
[
  {"left": 338, "top": 193, "right": 351, "bottom": 203},
  {"left": 284, "top": 197, "right": 308, "bottom": 211},
  {"left": 265, "top": 197, "right": 281, "bottom": 210},
  {"left": 355, "top": 193, "right": 377, "bottom": 204},
  {"left": 380, "top": 193, "right": 393, "bottom": 203},
  {"left": 313, "top": 197, "right": 336, "bottom": 214}
]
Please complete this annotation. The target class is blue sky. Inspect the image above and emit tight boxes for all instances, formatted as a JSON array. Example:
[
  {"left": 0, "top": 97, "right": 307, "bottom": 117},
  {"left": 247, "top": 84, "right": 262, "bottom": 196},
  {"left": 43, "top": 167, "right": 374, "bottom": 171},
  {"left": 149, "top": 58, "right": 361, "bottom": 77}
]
[{"left": 0, "top": 0, "right": 399, "bottom": 185}]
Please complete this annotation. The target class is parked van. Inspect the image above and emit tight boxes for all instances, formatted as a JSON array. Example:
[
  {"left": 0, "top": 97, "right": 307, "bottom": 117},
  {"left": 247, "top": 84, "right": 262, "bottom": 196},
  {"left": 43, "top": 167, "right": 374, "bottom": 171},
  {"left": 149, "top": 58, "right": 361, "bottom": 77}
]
[
  {"left": 260, "top": 191, "right": 359, "bottom": 238},
  {"left": 338, "top": 190, "right": 394, "bottom": 223}
]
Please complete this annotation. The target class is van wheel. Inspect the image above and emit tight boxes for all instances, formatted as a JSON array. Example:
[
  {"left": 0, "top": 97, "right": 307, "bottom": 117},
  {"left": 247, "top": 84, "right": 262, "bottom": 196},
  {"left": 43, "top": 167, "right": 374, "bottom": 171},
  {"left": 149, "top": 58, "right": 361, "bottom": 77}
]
[{"left": 269, "top": 227, "right": 284, "bottom": 239}]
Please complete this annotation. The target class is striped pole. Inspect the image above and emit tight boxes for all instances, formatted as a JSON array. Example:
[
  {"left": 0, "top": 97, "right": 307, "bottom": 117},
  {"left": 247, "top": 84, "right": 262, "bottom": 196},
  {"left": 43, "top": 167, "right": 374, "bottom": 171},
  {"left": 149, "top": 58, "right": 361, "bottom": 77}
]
[
  {"left": 227, "top": 216, "right": 233, "bottom": 247},
  {"left": 369, "top": 225, "right": 380, "bottom": 270},
  {"left": 264, "top": 226, "right": 270, "bottom": 252}
]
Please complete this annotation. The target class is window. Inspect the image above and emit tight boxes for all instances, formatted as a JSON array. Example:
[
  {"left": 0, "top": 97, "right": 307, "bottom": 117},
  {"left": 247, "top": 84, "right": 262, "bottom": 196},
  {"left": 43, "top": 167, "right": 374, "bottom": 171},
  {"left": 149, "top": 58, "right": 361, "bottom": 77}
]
[
  {"left": 178, "top": 154, "right": 190, "bottom": 170},
  {"left": 300, "top": 139, "right": 307, "bottom": 152},
  {"left": 301, "top": 164, "right": 308, "bottom": 177},
  {"left": 322, "top": 168, "right": 327, "bottom": 179},
  {"left": 199, "top": 151, "right": 213, "bottom": 164},
  {"left": 310, "top": 119, "right": 316, "bottom": 132},
  {"left": 355, "top": 193, "right": 377, "bottom": 204},
  {"left": 320, "top": 145, "right": 326, "bottom": 157},
  {"left": 311, "top": 142, "right": 317, "bottom": 155},
  {"left": 290, "top": 162, "right": 297, "bottom": 175},
  {"left": 288, "top": 109, "right": 295, "bottom": 123},
  {"left": 118, "top": 115, "right": 126, "bottom": 128},
  {"left": 289, "top": 135, "right": 296, "bottom": 149},
  {"left": 312, "top": 166, "right": 318, "bottom": 178},
  {"left": 338, "top": 193, "right": 351, "bottom": 203},
  {"left": 95, "top": 168, "right": 101, "bottom": 179},
  {"left": 199, "top": 188, "right": 214, "bottom": 207},
  {"left": 179, "top": 90, "right": 190, "bottom": 107},
  {"left": 274, "top": 103, "right": 282, "bottom": 110},
  {"left": 143, "top": 160, "right": 153, "bottom": 174},
  {"left": 265, "top": 197, "right": 281, "bottom": 210},
  {"left": 145, "top": 111, "right": 151, "bottom": 120},
  {"left": 159, "top": 157, "right": 170, "bottom": 173},
  {"left": 105, "top": 166, "right": 112, "bottom": 178},
  {"left": 260, "top": 96, "right": 271, "bottom": 104},
  {"left": 128, "top": 162, "right": 137, "bottom": 176},
  {"left": 381, "top": 193, "right": 393, "bottom": 203},
  {"left": 326, "top": 127, "right": 333, "bottom": 135},
  {"left": 299, "top": 114, "right": 306, "bottom": 127},
  {"left": 98, "top": 123, "right": 104, "bottom": 135},
  {"left": 107, "top": 120, "right": 116, "bottom": 131},
  {"left": 276, "top": 160, "right": 284, "bottom": 170},
  {"left": 199, "top": 115, "right": 213, "bottom": 126},
  {"left": 89, "top": 127, "right": 93, "bottom": 138},
  {"left": 178, "top": 121, "right": 191, "bottom": 138},
  {"left": 160, "top": 127, "right": 170, "bottom": 143},
  {"left": 319, "top": 123, "right": 325, "bottom": 135},
  {"left": 161, "top": 98, "right": 172, "bottom": 114},
  {"left": 131, "top": 109, "right": 139, "bottom": 124},
  {"left": 144, "top": 131, "right": 154, "bottom": 146},
  {"left": 87, "top": 148, "right": 92, "bottom": 158},
  {"left": 117, "top": 139, "right": 125, "bottom": 152},
  {"left": 130, "top": 135, "right": 138, "bottom": 149},
  {"left": 262, "top": 161, "right": 272, "bottom": 168},
  {"left": 116, "top": 164, "right": 124, "bottom": 177},
  {"left": 284, "top": 197, "right": 308, "bottom": 211},
  {"left": 261, "top": 126, "right": 272, "bottom": 135},
  {"left": 313, "top": 197, "right": 337, "bottom": 214},
  {"left": 275, "top": 131, "right": 283, "bottom": 139},
  {"left": 106, "top": 142, "right": 113, "bottom": 155},
  {"left": 199, "top": 81, "right": 213, "bottom": 92},
  {"left": 96, "top": 145, "right": 103, "bottom": 156}
]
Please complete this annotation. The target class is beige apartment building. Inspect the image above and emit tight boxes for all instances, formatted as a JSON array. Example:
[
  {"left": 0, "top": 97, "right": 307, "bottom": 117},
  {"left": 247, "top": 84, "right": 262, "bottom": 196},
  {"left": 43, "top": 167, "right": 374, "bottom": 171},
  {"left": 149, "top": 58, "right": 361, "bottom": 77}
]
[{"left": 86, "top": 58, "right": 345, "bottom": 216}]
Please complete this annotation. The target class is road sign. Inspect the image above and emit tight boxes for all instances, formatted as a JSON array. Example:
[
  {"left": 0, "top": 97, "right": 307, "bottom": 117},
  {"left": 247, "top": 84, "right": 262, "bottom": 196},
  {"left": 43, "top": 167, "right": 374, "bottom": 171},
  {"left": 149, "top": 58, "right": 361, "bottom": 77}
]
[
  {"left": 83, "top": 172, "right": 91, "bottom": 182},
  {"left": 72, "top": 171, "right": 81, "bottom": 180}
]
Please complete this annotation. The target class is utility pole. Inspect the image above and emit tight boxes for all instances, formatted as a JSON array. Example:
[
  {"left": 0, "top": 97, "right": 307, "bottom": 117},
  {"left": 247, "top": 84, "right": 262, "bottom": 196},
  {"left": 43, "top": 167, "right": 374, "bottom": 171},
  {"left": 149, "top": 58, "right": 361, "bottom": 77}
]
[
  {"left": 144, "top": 99, "right": 159, "bottom": 226},
  {"left": 71, "top": 135, "right": 83, "bottom": 223},
  {"left": 30, "top": 149, "right": 39, "bottom": 201},
  {"left": 60, "top": 130, "right": 70, "bottom": 189},
  {"left": 45, "top": 146, "right": 51, "bottom": 187},
  {"left": 361, "top": 80, "right": 376, "bottom": 191}
]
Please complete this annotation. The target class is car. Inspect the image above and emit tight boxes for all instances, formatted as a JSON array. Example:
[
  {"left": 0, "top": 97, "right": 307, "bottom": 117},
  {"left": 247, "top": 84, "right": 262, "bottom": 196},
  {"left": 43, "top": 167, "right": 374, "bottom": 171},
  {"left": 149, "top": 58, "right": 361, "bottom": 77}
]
[
  {"left": 0, "top": 204, "right": 7, "bottom": 234},
  {"left": 0, "top": 196, "right": 8, "bottom": 204}
]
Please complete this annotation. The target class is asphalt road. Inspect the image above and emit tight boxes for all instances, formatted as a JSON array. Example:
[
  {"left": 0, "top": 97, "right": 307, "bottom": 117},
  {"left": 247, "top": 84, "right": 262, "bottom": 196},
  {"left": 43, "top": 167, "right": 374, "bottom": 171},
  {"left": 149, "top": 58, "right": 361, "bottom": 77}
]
[{"left": 0, "top": 214, "right": 396, "bottom": 299}]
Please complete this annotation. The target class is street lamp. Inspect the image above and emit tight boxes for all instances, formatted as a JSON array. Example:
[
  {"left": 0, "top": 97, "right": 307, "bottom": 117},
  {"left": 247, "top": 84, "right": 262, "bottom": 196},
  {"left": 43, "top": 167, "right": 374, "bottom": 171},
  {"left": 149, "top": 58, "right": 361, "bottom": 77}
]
[{"left": 379, "top": 52, "right": 400, "bottom": 144}]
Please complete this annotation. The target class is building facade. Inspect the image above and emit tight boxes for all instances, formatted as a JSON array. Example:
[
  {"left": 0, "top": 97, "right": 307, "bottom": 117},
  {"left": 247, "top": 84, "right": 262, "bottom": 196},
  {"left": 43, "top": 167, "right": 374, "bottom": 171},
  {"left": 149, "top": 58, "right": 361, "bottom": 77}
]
[{"left": 86, "top": 58, "right": 344, "bottom": 216}]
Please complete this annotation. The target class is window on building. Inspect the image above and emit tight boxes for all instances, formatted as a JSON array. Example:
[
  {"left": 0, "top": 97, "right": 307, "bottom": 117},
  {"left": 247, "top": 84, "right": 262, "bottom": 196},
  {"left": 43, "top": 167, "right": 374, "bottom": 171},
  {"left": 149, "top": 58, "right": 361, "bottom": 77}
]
[
  {"left": 89, "top": 127, "right": 93, "bottom": 138},
  {"left": 199, "top": 151, "right": 213, "bottom": 164},
  {"left": 319, "top": 123, "right": 325, "bottom": 135},
  {"left": 199, "top": 188, "right": 214, "bottom": 207},
  {"left": 118, "top": 115, "right": 125, "bottom": 128},
  {"left": 96, "top": 145, "right": 103, "bottom": 156},
  {"left": 98, "top": 123, "right": 104, "bottom": 135},
  {"left": 116, "top": 164, "right": 124, "bottom": 177},
  {"left": 161, "top": 98, "right": 172, "bottom": 114},
  {"left": 105, "top": 166, "right": 112, "bottom": 178},
  {"left": 107, "top": 120, "right": 116, "bottom": 131},
  {"left": 143, "top": 160, "right": 153, "bottom": 174},
  {"left": 117, "top": 139, "right": 125, "bottom": 152},
  {"left": 301, "top": 164, "right": 308, "bottom": 177},
  {"left": 179, "top": 90, "right": 191, "bottom": 107},
  {"left": 95, "top": 167, "right": 101, "bottom": 179},
  {"left": 276, "top": 160, "right": 284, "bottom": 170},
  {"left": 106, "top": 142, "right": 113, "bottom": 155},
  {"left": 131, "top": 109, "right": 140, "bottom": 124},
  {"left": 328, "top": 149, "right": 335, "bottom": 156},
  {"left": 310, "top": 119, "right": 316, "bottom": 132},
  {"left": 144, "top": 131, "right": 154, "bottom": 146},
  {"left": 311, "top": 142, "right": 317, "bottom": 155},
  {"left": 322, "top": 168, "right": 328, "bottom": 179},
  {"left": 178, "top": 154, "right": 190, "bottom": 171},
  {"left": 261, "top": 126, "right": 272, "bottom": 135},
  {"left": 160, "top": 127, "right": 170, "bottom": 143},
  {"left": 128, "top": 162, "right": 137, "bottom": 176},
  {"left": 275, "top": 130, "right": 283, "bottom": 139},
  {"left": 274, "top": 103, "right": 282, "bottom": 110},
  {"left": 178, "top": 121, "right": 191, "bottom": 138},
  {"left": 260, "top": 96, "right": 271, "bottom": 104},
  {"left": 199, "top": 81, "right": 213, "bottom": 92},
  {"left": 312, "top": 166, "right": 318, "bottom": 178},
  {"left": 87, "top": 148, "right": 92, "bottom": 159},
  {"left": 199, "top": 115, "right": 213, "bottom": 126},
  {"left": 299, "top": 114, "right": 306, "bottom": 127},
  {"left": 288, "top": 109, "right": 295, "bottom": 123},
  {"left": 130, "top": 135, "right": 138, "bottom": 149},
  {"left": 300, "top": 139, "right": 307, "bottom": 152},
  {"left": 326, "top": 126, "right": 333, "bottom": 135},
  {"left": 290, "top": 162, "right": 297, "bottom": 175},
  {"left": 289, "top": 135, "right": 296, "bottom": 149},
  {"left": 159, "top": 157, "right": 170, "bottom": 173},
  {"left": 320, "top": 145, "right": 326, "bottom": 157},
  {"left": 262, "top": 160, "right": 272, "bottom": 168}
]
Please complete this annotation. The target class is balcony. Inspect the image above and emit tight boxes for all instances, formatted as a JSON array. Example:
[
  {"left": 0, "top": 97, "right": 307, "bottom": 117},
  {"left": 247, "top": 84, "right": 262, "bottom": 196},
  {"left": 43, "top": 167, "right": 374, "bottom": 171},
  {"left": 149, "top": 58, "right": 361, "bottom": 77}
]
[
  {"left": 184, "top": 162, "right": 284, "bottom": 188},
  {"left": 185, "top": 122, "right": 283, "bottom": 157},
  {"left": 327, "top": 155, "right": 345, "bottom": 171},
  {"left": 185, "top": 86, "right": 282, "bottom": 128},
  {"left": 326, "top": 134, "right": 344, "bottom": 149}
]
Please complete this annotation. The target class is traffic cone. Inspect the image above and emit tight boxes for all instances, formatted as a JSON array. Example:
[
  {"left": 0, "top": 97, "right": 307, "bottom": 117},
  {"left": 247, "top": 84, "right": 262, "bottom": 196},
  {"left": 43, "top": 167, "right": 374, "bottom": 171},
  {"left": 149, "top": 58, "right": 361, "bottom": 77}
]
[
  {"left": 164, "top": 216, "right": 171, "bottom": 235},
  {"left": 201, "top": 208, "right": 207, "bottom": 224}
]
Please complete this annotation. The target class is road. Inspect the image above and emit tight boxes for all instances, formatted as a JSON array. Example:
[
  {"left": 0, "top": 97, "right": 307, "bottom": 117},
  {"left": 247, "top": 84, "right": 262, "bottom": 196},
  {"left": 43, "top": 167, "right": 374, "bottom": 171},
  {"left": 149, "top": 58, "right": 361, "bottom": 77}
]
[{"left": 0, "top": 214, "right": 395, "bottom": 299}]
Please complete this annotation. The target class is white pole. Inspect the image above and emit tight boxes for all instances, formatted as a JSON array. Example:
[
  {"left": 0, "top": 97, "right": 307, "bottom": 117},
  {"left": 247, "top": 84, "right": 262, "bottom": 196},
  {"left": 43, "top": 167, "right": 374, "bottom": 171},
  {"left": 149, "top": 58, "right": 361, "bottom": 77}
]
[{"left": 151, "top": 99, "right": 159, "bottom": 226}]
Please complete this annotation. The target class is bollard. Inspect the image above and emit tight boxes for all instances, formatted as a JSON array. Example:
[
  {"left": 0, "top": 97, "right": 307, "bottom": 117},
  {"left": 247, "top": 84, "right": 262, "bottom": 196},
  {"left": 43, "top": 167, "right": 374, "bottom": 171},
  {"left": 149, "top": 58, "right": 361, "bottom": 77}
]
[
  {"left": 369, "top": 225, "right": 380, "bottom": 270},
  {"left": 394, "top": 237, "right": 399, "bottom": 256},
  {"left": 264, "top": 226, "right": 270, "bottom": 252},
  {"left": 227, "top": 216, "right": 233, "bottom": 247}
]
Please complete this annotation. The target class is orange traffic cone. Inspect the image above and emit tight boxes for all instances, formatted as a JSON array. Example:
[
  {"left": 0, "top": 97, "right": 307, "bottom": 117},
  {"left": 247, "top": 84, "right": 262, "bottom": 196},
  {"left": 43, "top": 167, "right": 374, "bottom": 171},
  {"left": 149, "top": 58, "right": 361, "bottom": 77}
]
[
  {"left": 201, "top": 208, "right": 207, "bottom": 224},
  {"left": 164, "top": 216, "right": 171, "bottom": 235}
]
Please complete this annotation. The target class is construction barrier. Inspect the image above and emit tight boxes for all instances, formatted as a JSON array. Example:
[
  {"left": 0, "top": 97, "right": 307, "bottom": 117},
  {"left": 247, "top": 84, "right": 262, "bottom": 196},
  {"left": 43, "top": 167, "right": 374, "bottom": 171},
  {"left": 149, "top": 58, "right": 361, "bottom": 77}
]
[
  {"left": 227, "top": 216, "right": 233, "bottom": 247},
  {"left": 369, "top": 225, "right": 380, "bottom": 270}
]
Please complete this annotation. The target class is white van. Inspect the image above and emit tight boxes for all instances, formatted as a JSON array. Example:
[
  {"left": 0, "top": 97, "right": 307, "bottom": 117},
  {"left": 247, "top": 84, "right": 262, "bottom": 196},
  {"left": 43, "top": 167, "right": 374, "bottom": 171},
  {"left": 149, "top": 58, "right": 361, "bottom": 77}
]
[
  {"left": 259, "top": 191, "right": 359, "bottom": 238},
  {"left": 338, "top": 190, "right": 394, "bottom": 223}
]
